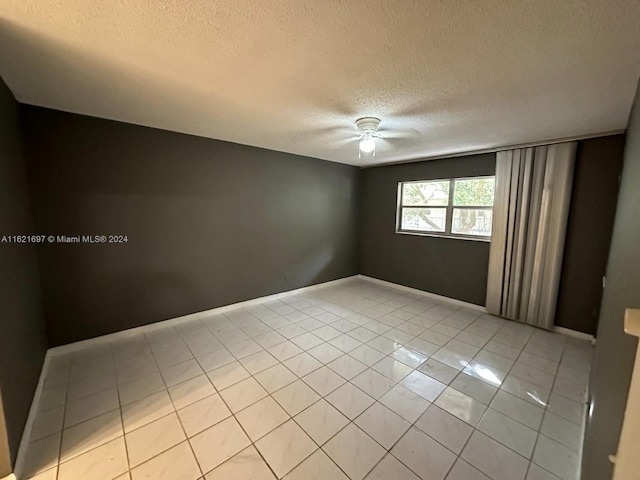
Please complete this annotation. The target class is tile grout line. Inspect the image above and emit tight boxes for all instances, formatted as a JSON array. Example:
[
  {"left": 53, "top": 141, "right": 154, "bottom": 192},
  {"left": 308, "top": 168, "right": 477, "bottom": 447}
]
[
  {"left": 255, "top": 287, "right": 587, "bottom": 478},
  {"left": 527, "top": 332, "right": 585, "bottom": 480},
  {"left": 206, "top": 339, "right": 353, "bottom": 478},
  {"left": 142, "top": 329, "right": 208, "bottom": 480},
  {"left": 325, "top": 303, "right": 514, "bottom": 478},
  {"left": 175, "top": 300, "right": 417, "bottom": 478},
  {"left": 30, "top": 280, "right": 590, "bottom": 480},
  {"left": 55, "top": 319, "right": 487, "bottom": 476},
  {"left": 176, "top": 316, "right": 283, "bottom": 480},
  {"left": 479, "top": 322, "right": 585, "bottom": 478},
  {"left": 249, "top": 302, "right": 486, "bottom": 479},
  {"left": 147, "top": 318, "right": 573, "bottom": 479},
  {"left": 40, "top": 289, "right": 410, "bottom": 474},
  {"left": 482, "top": 321, "right": 554, "bottom": 479},
  {"left": 523, "top": 333, "right": 563, "bottom": 480},
  {"left": 178, "top": 312, "right": 313, "bottom": 480},
  {"left": 408, "top": 312, "right": 577, "bottom": 477},
  {"left": 111, "top": 342, "right": 134, "bottom": 480},
  {"left": 105, "top": 306, "right": 483, "bottom": 476},
  {"left": 53, "top": 359, "right": 71, "bottom": 480},
  {"left": 421, "top": 313, "right": 529, "bottom": 479}
]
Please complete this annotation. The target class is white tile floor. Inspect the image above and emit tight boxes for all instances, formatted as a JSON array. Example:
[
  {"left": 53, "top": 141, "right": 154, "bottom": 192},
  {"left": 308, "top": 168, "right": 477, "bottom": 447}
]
[{"left": 21, "top": 278, "right": 593, "bottom": 480}]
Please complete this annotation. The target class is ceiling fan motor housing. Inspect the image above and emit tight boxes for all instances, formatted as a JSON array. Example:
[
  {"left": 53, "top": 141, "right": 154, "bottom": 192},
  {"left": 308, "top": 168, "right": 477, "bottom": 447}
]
[{"left": 356, "top": 117, "right": 381, "bottom": 135}]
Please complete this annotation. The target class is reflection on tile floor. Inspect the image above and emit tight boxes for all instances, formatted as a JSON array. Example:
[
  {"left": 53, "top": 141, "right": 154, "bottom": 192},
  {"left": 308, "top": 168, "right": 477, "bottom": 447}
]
[{"left": 22, "top": 278, "right": 592, "bottom": 480}]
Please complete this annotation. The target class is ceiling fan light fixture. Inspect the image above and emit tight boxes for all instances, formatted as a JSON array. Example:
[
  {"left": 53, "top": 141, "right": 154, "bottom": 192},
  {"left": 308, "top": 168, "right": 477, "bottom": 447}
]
[
  {"left": 359, "top": 136, "right": 376, "bottom": 154},
  {"left": 356, "top": 117, "right": 381, "bottom": 158}
]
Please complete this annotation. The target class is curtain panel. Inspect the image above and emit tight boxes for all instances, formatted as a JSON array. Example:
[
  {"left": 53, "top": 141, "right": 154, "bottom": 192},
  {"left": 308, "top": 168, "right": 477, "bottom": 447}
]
[{"left": 486, "top": 142, "right": 577, "bottom": 329}]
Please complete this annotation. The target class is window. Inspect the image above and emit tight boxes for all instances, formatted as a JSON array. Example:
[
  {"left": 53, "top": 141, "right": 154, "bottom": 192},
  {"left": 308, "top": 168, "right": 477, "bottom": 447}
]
[{"left": 397, "top": 176, "right": 495, "bottom": 239}]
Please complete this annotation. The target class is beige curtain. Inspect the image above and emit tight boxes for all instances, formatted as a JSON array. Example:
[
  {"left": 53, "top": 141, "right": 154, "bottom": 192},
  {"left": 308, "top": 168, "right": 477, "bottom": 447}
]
[{"left": 486, "top": 142, "right": 576, "bottom": 329}]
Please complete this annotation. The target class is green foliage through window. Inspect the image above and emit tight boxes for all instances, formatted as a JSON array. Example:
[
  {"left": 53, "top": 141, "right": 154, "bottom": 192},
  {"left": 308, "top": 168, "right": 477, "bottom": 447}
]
[
  {"left": 453, "top": 178, "right": 495, "bottom": 206},
  {"left": 397, "top": 176, "right": 495, "bottom": 238},
  {"left": 402, "top": 181, "right": 450, "bottom": 206}
]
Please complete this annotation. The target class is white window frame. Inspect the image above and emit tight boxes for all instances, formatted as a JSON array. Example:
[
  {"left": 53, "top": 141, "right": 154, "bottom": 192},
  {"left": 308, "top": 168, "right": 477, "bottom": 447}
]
[{"left": 395, "top": 175, "right": 495, "bottom": 241}]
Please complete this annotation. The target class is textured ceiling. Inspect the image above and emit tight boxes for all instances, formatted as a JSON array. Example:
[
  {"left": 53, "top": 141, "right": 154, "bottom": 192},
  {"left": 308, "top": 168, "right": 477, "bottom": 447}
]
[{"left": 1, "top": 1, "right": 640, "bottom": 166}]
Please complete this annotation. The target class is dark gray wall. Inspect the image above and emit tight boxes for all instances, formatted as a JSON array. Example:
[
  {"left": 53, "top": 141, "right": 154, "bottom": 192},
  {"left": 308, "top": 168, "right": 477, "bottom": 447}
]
[
  {"left": 0, "top": 79, "right": 48, "bottom": 468},
  {"left": 555, "top": 135, "right": 625, "bottom": 334},
  {"left": 21, "top": 106, "right": 360, "bottom": 346},
  {"left": 582, "top": 82, "right": 640, "bottom": 479},
  {"left": 360, "top": 154, "right": 496, "bottom": 305},
  {"left": 23, "top": 106, "right": 359, "bottom": 345},
  {"left": 0, "top": 398, "right": 10, "bottom": 476}
]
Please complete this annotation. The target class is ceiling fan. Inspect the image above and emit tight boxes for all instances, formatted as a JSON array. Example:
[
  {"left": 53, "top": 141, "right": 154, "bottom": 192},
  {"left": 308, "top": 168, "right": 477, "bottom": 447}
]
[
  {"left": 318, "top": 117, "right": 418, "bottom": 159},
  {"left": 308, "top": 116, "right": 420, "bottom": 160}
]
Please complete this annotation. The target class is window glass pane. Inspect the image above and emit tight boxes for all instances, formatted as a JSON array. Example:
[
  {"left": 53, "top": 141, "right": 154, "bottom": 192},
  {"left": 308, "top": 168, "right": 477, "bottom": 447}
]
[
  {"left": 401, "top": 207, "right": 446, "bottom": 232},
  {"left": 452, "top": 208, "right": 493, "bottom": 236},
  {"left": 402, "top": 181, "right": 450, "bottom": 206},
  {"left": 453, "top": 177, "right": 495, "bottom": 206}
]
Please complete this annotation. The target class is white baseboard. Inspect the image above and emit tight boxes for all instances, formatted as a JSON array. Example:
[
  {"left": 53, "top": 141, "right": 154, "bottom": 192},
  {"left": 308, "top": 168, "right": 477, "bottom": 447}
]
[
  {"left": 12, "top": 352, "right": 51, "bottom": 480},
  {"left": 48, "top": 275, "right": 360, "bottom": 357},
  {"left": 1, "top": 474, "right": 16, "bottom": 480},
  {"left": 358, "top": 275, "right": 487, "bottom": 312},
  {"left": 552, "top": 325, "right": 596, "bottom": 343}
]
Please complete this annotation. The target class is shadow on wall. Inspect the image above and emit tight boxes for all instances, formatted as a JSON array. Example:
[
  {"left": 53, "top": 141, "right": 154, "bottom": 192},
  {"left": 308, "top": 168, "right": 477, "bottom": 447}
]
[
  {"left": 42, "top": 269, "right": 203, "bottom": 346},
  {"left": 105, "top": 271, "right": 202, "bottom": 329},
  {"left": 32, "top": 183, "right": 356, "bottom": 346},
  {"left": 0, "top": 391, "right": 10, "bottom": 477},
  {"left": 45, "top": 245, "right": 339, "bottom": 346},
  {"left": 293, "top": 247, "right": 335, "bottom": 288},
  {"left": 90, "top": 246, "right": 337, "bottom": 335}
]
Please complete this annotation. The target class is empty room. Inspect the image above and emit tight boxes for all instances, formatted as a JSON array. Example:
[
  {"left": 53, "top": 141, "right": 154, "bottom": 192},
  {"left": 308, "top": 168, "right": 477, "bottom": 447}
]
[{"left": 2, "top": 2, "right": 640, "bottom": 480}]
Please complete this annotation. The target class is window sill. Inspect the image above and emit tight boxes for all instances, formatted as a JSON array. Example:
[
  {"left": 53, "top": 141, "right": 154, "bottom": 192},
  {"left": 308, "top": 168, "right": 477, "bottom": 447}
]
[{"left": 395, "top": 230, "right": 491, "bottom": 242}]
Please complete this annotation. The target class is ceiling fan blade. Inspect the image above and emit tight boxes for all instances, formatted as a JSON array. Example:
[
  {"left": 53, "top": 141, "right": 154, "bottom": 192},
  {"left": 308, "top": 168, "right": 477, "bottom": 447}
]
[
  {"left": 331, "top": 137, "right": 360, "bottom": 147},
  {"left": 378, "top": 126, "right": 420, "bottom": 139},
  {"left": 293, "top": 125, "right": 356, "bottom": 144},
  {"left": 375, "top": 137, "right": 417, "bottom": 151},
  {"left": 314, "top": 125, "right": 356, "bottom": 137}
]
